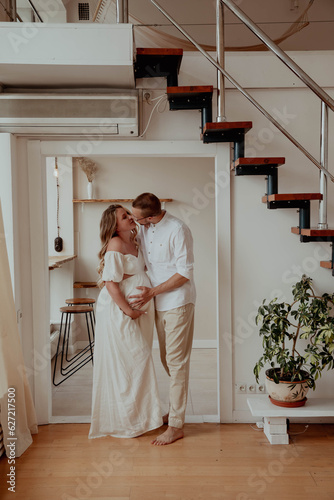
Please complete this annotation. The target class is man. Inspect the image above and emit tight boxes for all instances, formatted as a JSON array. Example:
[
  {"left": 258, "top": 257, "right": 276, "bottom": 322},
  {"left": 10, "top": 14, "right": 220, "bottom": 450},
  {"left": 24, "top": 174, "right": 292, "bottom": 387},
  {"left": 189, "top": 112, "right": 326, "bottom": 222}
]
[{"left": 131, "top": 193, "right": 196, "bottom": 446}]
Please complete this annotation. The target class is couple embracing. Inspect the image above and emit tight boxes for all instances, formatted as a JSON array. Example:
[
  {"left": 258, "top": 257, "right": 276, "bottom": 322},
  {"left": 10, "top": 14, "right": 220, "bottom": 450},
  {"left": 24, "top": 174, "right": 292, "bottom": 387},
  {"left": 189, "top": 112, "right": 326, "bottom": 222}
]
[{"left": 88, "top": 193, "right": 196, "bottom": 445}]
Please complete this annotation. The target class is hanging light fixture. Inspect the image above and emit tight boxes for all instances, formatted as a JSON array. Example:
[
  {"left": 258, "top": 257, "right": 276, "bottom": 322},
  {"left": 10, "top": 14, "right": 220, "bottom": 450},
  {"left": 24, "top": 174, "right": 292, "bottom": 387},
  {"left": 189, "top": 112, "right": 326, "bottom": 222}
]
[{"left": 53, "top": 157, "right": 59, "bottom": 177}]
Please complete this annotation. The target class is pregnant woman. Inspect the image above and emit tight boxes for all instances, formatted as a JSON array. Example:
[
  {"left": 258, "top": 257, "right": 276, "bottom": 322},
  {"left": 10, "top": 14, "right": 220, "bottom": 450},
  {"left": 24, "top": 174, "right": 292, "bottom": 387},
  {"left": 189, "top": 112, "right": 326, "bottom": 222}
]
[{"left": 89, "top": 204, "right": 162, "bottom": 439}]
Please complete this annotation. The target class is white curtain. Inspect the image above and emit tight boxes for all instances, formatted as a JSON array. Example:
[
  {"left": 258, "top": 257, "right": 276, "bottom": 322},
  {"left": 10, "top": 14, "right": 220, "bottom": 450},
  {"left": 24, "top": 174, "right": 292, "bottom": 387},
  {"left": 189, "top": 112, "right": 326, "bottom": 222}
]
[{"left": 0, "top": 201, "right": 38, "bottom": 458}]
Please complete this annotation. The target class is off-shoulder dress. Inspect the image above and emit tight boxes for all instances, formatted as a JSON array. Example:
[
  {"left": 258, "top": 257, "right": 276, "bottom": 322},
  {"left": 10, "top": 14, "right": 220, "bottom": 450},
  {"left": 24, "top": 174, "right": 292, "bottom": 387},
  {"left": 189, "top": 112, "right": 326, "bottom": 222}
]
[{"left": 89, "top": 249, "right": 162, "bottom": 439}]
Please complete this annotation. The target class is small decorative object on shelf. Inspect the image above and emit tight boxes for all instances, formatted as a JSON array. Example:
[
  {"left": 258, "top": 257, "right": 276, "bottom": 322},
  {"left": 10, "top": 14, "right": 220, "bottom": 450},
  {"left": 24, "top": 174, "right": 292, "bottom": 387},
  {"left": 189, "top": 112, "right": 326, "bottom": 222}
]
[{"left": 75, "top": 157, "right": 98, "bottom": 200}]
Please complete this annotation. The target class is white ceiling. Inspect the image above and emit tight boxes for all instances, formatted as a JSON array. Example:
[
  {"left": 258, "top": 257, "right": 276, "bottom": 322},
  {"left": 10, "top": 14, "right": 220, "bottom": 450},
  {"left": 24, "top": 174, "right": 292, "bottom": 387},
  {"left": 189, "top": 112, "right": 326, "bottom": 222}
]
[{"left": 129, "top": 0, "right": 334, "bottom": 51}]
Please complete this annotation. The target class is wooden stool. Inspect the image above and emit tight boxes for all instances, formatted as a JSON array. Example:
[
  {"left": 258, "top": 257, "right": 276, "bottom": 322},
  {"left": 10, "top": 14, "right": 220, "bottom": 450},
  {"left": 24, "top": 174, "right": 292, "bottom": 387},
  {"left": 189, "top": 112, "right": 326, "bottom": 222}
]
[
  {"left": 65, "top": 298, "right": 96, "bottom": 323},
  {"left": 65, "top": 298, "right": 95, "bottom": 306},
  {"left": 52, "top": 305, "right": 95, "bottom": 386}
]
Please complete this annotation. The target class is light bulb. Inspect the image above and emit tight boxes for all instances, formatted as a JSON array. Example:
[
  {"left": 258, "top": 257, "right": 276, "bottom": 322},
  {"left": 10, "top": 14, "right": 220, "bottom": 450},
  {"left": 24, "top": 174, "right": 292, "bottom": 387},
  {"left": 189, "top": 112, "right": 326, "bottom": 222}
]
[{"left": 53, "top": 157, "right": 59, "bottom": 177}]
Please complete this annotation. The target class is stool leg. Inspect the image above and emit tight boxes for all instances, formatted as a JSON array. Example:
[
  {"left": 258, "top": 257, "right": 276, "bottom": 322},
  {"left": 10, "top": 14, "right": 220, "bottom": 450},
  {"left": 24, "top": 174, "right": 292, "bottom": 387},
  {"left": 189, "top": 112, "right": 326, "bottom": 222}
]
[
  {"left": 65, "top": 312, "right": 74, "bottom": 362},
  {"left": 52, "top": 312, "right": 64, "bottom": 386},
  {"left": 61, "top": 312, "right": 71, "bottom": 375},
  {"left": 85, "top": 311, "right": 94, "bottom": 365}
]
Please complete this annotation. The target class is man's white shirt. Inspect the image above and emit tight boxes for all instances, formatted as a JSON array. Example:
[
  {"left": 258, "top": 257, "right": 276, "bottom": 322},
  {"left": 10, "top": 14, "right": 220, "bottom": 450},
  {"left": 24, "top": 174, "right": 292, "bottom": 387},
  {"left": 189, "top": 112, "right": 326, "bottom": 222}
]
[{"left": 138, "top": 211, "right": 196, "bottom": 311}]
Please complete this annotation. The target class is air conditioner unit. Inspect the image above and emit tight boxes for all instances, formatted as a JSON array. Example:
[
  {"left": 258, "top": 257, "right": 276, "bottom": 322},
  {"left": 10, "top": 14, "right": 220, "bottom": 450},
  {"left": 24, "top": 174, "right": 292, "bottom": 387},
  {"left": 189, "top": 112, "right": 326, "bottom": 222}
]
[{"left": 0, "top": 92, "right": 139, "bottom": 136}]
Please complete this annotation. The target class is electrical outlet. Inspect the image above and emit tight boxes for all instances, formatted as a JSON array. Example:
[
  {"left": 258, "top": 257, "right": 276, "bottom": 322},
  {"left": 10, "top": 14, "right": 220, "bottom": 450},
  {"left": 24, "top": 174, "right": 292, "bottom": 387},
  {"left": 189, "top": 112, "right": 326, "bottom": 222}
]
[
  {"left": 257, "top": 384, "right": 266, "bottom": 394},
  {"left": 235, "top": 383, "right": 247, "bottom": 394},
  {"left": 248, "top": 384, "right": 256, "bottom": 393}
]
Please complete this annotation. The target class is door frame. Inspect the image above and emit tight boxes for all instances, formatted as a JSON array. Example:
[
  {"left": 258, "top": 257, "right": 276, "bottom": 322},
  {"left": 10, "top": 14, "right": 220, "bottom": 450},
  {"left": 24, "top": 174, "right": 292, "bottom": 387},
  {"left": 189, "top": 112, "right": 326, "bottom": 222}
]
[{"left": 27, "top": 139, "right": 233, "bottom": 424}]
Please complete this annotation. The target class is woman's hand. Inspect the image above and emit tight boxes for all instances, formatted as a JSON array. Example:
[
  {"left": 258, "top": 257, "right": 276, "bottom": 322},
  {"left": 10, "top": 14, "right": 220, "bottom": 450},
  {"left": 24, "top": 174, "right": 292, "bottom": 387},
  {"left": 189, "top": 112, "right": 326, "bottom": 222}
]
[{"left": 128, "top": 308, "right": 147, "bottom": 320}]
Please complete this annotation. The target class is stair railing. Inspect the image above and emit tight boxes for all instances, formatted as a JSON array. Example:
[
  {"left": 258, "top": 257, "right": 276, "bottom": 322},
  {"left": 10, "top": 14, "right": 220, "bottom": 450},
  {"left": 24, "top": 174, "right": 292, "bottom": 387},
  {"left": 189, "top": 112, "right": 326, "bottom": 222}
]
[
  {"left": 149, "top": 0, "right": 334, "bottom": 228},
  {"left": 216, "top": 0, "right": 225, "bottom": 122},
  {"left": 116, "top": 0, "right": 128, "bottom": 23}
]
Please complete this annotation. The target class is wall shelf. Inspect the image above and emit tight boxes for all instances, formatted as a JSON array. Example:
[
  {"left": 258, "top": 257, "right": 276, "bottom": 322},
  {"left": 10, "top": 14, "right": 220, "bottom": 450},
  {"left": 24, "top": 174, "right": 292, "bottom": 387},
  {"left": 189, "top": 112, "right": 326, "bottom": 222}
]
[
  {"left": 73, "top": 198, "right": 173, "bottom": 203},
  {"left": 49, "top": 254, "right": 77, "bottom": 270},
  {"left": 74, "top": 282, "right": 98, "bottom": 288}
]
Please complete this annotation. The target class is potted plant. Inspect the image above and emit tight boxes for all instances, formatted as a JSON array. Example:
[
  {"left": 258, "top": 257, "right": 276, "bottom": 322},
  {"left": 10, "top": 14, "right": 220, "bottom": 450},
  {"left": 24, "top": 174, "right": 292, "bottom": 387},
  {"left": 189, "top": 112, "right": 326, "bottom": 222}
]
[{"left": 254, "top": 275, "right": 334, "bottom": 407}]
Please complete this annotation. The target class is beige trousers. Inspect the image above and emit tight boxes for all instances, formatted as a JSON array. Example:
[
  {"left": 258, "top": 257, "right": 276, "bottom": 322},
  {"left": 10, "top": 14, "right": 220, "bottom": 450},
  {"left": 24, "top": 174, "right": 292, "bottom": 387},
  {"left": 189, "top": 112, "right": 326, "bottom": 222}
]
[{"left": 155, "top": 303, "right": 195, "bottom": 429}]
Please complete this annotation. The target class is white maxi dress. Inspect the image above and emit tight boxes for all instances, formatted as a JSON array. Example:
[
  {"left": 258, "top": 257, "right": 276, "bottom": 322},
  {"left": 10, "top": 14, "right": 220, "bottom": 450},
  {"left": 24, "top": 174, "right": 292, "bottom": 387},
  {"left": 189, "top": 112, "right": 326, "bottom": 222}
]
[{"left": 89, "top": 250, "right": 162, "bottom": 439}]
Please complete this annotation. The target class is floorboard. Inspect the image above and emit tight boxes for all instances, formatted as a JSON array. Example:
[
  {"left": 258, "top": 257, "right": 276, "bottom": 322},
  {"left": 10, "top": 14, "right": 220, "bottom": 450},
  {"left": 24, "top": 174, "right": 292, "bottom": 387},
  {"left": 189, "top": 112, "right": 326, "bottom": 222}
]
[{"left": 1, "top": 423, "right": 334, "bottom": 500}]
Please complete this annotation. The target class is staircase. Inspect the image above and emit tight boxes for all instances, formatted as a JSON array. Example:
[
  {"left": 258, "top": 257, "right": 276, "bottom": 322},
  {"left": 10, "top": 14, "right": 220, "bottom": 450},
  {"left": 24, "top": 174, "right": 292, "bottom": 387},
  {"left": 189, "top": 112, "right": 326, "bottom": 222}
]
[{"left": 134, "top": 47, "right": 334, "bottom": 276}]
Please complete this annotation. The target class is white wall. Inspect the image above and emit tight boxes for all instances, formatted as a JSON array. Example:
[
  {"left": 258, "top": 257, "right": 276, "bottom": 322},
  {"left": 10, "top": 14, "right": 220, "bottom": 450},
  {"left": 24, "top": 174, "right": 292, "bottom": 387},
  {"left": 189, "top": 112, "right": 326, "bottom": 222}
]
[
  {"left": 0, "top": 134, "right": 15, "bottom": 288},
  {"left": 137, "top": 51, "right": 334, "bottom": 420},
  {"left": 72, "top": 156, "right": 217, "bottom": 342},
  {"left": 8, "top": 49, "right": 334, "bottom": 422},
  {"left": 228, "top": 88, "right": 334, "bottom": 420},
  {"left": 46, "top": 157, "right": 74, "bottom": 324}
]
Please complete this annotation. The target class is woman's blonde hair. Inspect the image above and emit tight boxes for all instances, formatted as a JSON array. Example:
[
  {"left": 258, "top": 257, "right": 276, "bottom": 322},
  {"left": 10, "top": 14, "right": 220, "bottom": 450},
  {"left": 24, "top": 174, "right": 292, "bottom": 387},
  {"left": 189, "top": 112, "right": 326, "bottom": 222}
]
[{"left": 97, "top": 204, "right": 137, "bottom": 287}]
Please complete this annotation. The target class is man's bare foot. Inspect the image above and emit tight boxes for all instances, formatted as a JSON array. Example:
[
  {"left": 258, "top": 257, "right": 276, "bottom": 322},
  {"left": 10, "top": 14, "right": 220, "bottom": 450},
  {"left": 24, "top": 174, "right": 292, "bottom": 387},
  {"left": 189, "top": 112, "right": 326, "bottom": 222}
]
[
  {"left": 162, "top": 413, "right": 169, "bottom": 425},
  {"left": 151, "top": 426, "right": 184, "bottom": 446}
]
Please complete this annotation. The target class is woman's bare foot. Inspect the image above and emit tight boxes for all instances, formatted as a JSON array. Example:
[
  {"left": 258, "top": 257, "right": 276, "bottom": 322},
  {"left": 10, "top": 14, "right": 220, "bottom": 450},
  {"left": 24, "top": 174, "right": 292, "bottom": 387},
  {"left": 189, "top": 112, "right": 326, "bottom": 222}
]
[
  {"left": 162, "top": 413, "right": 169, "bottom": 425},
  {"left": 151, "top": 426, "right": 184, "bottom": 446}
]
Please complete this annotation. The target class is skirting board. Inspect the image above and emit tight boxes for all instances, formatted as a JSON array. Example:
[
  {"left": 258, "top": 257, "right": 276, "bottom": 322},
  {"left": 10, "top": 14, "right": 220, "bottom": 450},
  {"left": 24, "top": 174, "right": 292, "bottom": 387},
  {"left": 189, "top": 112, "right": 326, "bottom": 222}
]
[
  {"left": 50, "top": 415, "right": 219, "bottom": 424},
  {"left": 232, "top": 410, "right": 334, "bottom": 424},
  {"left": 153, "top": 340, "right": 217, "bottom": 349},
  {"left": 73, "top": 339, "right": 217, "bottom": 350}
]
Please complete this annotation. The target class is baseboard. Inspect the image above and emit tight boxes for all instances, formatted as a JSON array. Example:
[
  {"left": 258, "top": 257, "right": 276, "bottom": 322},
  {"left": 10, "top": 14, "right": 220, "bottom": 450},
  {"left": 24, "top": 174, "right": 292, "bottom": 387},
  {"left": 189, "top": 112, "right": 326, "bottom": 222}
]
[
  {"left": 153, "top": 339, "right": 217, "bottom": 349},
  {"left": 73, "top": 340, "right": 217, "bottom": 350},
  {"left": 232, "top": 410, "right": 334, "bottom": 424},
  {"left": 49, "top": 414, "right": 219, "bottom": 424},
  {"left": 50, "top": 416, "right": 92, "bottom": 424}
]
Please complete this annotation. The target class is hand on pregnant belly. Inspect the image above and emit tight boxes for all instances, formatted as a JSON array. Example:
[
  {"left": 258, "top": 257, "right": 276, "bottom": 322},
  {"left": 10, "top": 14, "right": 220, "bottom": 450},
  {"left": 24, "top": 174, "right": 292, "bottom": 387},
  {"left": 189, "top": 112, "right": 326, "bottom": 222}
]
[{"left": 128, "top": 286, "right": 154, "bottom": 312}]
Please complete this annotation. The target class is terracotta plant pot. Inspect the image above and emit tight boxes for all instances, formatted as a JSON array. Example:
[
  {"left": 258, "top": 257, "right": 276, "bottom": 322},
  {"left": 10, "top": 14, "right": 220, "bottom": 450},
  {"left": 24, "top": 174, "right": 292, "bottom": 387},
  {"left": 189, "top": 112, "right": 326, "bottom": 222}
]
[{"left": 265, "top": 368, "right": 310, "bottom": 407}]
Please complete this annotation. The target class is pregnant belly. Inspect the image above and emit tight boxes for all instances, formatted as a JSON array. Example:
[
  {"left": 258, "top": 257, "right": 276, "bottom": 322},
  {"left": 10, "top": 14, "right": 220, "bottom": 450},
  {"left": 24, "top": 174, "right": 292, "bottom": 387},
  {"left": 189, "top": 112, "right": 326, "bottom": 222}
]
[{"left": 123, "top": 272, "right": 152, "bottom": 312}]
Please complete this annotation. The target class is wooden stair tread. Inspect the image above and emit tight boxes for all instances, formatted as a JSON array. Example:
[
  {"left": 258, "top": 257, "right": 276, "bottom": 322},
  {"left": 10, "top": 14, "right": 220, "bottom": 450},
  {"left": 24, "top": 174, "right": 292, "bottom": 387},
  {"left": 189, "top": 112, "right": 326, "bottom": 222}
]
[
  {"left": 291, "top": 227, "right": 334, "bottom": 237},
  {"left": 136, "top": 48, "right": 183, "bottom": 56},
  {"left": 203, "top": 121, "right": 252, "bottom": 133},
  {"left": 234, "top": 157, "right": 285, "bottom": 167},
  {"left": 320, "top": 261, "right": 333, "bottom": 269},
  {"left": 167, "top": 86, "right": 213, "bottom": 95},
  {"left": 262, "top": 193, "right": 322, "bottom": 203}
]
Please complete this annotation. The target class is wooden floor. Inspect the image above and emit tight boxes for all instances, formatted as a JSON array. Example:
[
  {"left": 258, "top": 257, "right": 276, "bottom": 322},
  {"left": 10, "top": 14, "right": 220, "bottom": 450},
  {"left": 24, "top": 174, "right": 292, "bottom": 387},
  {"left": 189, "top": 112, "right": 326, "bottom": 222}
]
[{"left": 1, "top": 423, "right": 334, "bottom": 500}]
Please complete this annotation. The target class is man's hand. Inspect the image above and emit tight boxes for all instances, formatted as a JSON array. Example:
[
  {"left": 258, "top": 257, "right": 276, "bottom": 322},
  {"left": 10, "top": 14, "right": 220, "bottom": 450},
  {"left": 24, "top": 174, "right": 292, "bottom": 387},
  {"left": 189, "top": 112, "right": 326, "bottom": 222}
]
[{"left": 129, "top": 286, "right": 154, "bottom": 309}]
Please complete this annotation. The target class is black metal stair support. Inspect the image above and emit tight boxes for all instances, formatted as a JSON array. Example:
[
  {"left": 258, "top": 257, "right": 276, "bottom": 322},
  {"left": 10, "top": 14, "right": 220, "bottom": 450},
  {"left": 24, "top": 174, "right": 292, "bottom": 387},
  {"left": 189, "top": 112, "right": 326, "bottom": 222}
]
[
  {"left": 233, "top": 158, "right": 285, "bottom": 195},
  {"left": 134, "top": 48, "right": 183, "bottom": 87},
  {"left": 167, "top": 86, "right": 213, "bottom": 133},
  {"left": 235, "top": 166, "right": 279, "bottom": 196},
  {"left": 267, "top": 199, "right": 312, "bottom": 230},
  {"left": 296, "top": 232, "right": 334, "bottom": 243},
  {"left": 263, "top": 194, "right": 322, "bottom": 230},
  {"left": 202, "top": 122, "right": 252, "bottom": 161}
]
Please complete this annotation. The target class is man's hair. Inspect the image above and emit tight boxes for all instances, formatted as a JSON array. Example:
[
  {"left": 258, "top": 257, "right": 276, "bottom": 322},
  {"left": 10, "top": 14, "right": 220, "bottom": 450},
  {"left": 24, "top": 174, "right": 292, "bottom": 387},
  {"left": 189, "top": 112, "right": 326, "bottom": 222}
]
[{"left": 132, "top": 193, "right": 162, "bottom": 217}]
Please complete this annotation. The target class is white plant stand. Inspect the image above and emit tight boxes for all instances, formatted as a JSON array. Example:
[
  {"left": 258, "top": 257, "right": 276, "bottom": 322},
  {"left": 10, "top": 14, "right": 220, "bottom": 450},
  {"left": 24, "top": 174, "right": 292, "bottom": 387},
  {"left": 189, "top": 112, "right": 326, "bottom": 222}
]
[{"left": 247, "top": 397, "right": 334, "bottom": 445}]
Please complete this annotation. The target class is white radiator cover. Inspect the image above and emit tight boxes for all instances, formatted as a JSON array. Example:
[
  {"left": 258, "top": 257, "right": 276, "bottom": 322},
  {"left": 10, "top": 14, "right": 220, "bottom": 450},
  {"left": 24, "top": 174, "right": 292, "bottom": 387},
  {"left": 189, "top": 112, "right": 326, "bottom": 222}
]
[{"left": 0, "top": 92, "right": 139, "bottom": 136}]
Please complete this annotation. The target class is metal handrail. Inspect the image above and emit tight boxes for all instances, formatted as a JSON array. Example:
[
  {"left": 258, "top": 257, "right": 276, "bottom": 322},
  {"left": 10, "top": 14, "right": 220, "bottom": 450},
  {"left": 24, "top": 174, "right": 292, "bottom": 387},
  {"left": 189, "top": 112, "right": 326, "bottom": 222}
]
[
  {"left": 27, "top": 0, "right": 43, "bottom": 22},
  {"left": 222, "top": 0, "right": 334, "bottom": 112},
  {"left": 150, "top": 0, "right": 334, "bottom": 183}
]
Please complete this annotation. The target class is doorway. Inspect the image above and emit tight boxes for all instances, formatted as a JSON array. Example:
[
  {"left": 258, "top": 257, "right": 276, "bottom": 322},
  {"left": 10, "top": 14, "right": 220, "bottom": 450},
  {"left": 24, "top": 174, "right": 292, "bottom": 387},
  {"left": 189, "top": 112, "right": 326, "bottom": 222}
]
[{"left": 27, "top": 139, "right": 231, "bottom": 424}]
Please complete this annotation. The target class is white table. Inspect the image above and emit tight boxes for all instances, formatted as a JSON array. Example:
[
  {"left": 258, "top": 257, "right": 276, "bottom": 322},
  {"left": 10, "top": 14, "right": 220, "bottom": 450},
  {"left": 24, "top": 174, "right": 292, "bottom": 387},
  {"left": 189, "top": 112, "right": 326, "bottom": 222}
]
[{"left": 247, "top": 397, "right": 334, "bottom": 444}]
